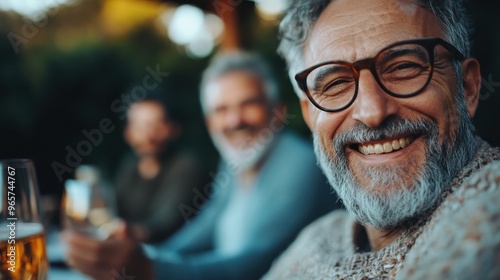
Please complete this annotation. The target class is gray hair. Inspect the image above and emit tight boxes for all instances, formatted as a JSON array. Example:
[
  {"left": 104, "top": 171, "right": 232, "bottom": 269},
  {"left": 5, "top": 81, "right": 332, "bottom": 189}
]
[
  {"left": 199, "top": 52, "right": 280, "bottom": 114},
  {"left": 278, "top": 0, "right": 473, "bottom": 98}
]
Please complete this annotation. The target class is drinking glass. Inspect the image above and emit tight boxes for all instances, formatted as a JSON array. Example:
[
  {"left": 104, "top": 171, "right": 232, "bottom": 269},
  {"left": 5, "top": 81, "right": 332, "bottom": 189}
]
[
  {"left": 0, "top": 159, "right": 48, "bottom": 280},
  {"left": 61, "top": 165, "right": 118, "bottom": 240}
]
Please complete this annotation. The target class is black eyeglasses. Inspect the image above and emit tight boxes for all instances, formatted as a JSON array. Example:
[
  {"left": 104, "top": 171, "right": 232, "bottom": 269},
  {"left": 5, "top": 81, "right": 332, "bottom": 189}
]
[{"left": 295, "top": 37, "right": 465, "bottom": 112}]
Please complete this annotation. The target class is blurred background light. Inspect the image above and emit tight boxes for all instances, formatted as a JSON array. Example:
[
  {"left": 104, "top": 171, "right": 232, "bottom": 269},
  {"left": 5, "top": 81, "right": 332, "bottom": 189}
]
[
  {"left": 167, "top": 4, "right": 204, "bottom": 45},
  {"left": 205, "top": 13, "right": 224, "bottom": 41},
  {"left": 0, "top": 0, "right": 77, "bottom": 20},
  {"left": 101, "top": 0, "right": 164, "bottom": 37},
  {"left": 186, "top": 32, "right": 215, "bottom": 58},
  {"left": 163, "top": 4, "right": 224, "bottom": 58},
  {"left": 255, "top": 0, "right": 289, "bottom": 21}
]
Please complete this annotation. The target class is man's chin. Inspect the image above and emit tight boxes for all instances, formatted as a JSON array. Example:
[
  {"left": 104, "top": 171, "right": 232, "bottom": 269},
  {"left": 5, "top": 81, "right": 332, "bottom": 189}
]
[
  {"left": 215, "top": 140, "right": 273, "bottom": 172},
  {"left": 332, "top": 165, "right": 448, "bottom": 229},
  {"left": 348, "top": 165, "right": 421, "bottom": 195},
  {"left": 219, "top": 147, "right": 265, "bottom": 171}
]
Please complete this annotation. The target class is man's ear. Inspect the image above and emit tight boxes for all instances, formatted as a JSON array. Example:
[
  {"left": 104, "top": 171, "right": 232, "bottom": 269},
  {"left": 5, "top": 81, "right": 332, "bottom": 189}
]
[
  {"left": 461, "top": 58, "right": 481, "bottom": 118},
  {"left": 300, "top": 99, "right": 313, "bottom": 130}
]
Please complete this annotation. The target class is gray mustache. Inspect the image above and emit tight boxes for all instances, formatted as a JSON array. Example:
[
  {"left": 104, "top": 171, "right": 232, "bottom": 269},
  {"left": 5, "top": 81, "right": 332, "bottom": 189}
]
[{"left": 333, "top": 116, "right": 437, "bottom": 152}]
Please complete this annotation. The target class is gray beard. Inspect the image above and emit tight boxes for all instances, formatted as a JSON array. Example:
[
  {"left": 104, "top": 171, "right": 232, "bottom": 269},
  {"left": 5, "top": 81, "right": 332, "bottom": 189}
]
[
  {"left": 211, "top": 133, "right": 273, "bottom": 173},
  {"left": 314, "top": 90, "right": 476, "bottom": 229}
]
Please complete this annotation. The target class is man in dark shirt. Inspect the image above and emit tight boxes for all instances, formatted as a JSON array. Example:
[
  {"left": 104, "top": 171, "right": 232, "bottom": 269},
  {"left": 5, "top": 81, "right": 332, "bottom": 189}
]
[{"left": 115, "top": 95, "right": 205, "bottom": 243}]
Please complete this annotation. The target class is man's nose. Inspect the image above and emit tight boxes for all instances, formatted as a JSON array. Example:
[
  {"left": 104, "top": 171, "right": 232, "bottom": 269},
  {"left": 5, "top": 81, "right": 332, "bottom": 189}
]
[
  {"left": 225, "top": 108, "right": 245, "bottom": 128},
  {"left": 351, "top": 70, "right": 399, "bottom": 127}
]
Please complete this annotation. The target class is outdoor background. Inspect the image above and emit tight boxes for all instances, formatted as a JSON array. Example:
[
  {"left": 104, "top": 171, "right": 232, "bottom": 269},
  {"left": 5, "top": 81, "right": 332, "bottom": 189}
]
[{"left": 0, "top": 0, "right": 499, "bottom": 198}]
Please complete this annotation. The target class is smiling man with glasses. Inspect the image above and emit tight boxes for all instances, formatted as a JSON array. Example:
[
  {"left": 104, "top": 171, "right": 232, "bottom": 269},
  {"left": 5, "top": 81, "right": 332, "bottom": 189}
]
[{"left": 264, "top": 0, "right": 500, "bottom": 279}]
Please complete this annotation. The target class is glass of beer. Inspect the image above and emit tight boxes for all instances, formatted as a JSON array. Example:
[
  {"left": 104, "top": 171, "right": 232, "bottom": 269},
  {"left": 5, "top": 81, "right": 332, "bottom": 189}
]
[{"left": 0, "top": 159, "right": 48, "bottom": 280}]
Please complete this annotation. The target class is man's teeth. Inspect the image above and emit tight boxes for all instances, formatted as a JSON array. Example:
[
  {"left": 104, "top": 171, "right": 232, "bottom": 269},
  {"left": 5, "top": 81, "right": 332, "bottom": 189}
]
[{"left": 359, "top": 137, "right": 414, "bottom": 155}]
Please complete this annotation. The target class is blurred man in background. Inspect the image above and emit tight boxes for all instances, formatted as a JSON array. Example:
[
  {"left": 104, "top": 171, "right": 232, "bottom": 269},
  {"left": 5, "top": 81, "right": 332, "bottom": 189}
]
[
  {"left": 64, "top": 52, "right": 340, "bottom": 279},
  {"left": 114, "top": 93, "right": 206, "bottom": 243}
]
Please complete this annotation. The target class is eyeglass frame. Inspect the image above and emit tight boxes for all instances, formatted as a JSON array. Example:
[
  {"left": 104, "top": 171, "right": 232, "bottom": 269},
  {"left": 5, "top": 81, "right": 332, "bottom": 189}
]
[{"left": 294, "top": 37, "right": 465, "bottom": 112}]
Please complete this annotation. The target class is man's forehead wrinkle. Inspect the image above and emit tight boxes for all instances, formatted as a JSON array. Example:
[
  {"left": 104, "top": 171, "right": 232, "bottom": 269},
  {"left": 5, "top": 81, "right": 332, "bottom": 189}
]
[
  {"left": 304, "top": 22, "right": 416, "bottom": 65},
  {"left": 302, "top": 0, "right": 439, "bottom": 67}
]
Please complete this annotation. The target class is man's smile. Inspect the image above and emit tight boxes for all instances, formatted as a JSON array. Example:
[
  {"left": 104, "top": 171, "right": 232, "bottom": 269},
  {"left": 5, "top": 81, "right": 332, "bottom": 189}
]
[{"left": 356, "top": 136, "right": 416, "bottom": 155}]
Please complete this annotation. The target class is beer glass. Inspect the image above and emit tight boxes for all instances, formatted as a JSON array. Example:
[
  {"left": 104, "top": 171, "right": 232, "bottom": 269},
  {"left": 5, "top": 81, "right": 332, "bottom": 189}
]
[{"left": 0, "top": 159, "right": 48, "bottom": 280}]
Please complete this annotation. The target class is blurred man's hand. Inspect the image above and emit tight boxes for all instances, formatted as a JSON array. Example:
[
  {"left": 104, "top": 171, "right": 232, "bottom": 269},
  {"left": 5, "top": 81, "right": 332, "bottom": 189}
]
[{"left": 63, "top": 221, "right": 154, "bottom": 280}]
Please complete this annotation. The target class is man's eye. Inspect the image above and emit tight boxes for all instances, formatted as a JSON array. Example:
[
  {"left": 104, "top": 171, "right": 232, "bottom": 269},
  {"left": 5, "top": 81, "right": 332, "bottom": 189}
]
[
  {"left": 213, "top": 107, "right": 227, "bottom": 115},
  {"left": 381, "top": 62, "right": 428, "bottom": 80},
  {"left": 391, "top": 62, "right": 423, "bottom": 71},
  {"left": 321, "top": 78, "right": 353, "bottom": 94}
]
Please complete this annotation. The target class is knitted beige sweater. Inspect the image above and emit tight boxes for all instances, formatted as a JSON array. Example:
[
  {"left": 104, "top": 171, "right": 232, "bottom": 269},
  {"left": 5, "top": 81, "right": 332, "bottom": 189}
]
[{"left": 264, "top": 140, "right": 500, "bottom": 280}]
